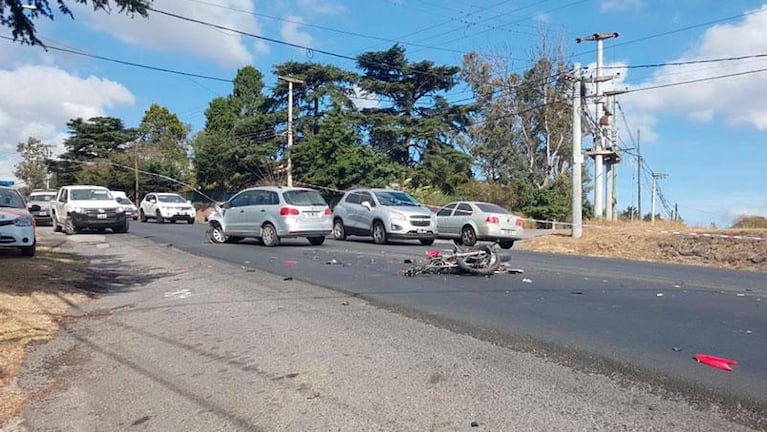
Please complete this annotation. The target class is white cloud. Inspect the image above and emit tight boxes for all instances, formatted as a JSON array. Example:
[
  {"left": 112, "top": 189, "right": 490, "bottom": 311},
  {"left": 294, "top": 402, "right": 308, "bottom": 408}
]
[
  {"left": 623, "top": 5, "right": 767, "bottom": 132},
  {"left": 0, "top": 65, "right": 134, "bottom": 181},
  {"left": 351, "top": 86, "right": 380, "bottom": 110},
  {"left": 281, "top": 16, "right": 313, "bottom": 49},
  {"left": 600, "top": 0, "right": 644, "bottom": 12},
  {"left": 533, "top": 13, "right": 550, "bottom": 23},
  {"left": 78, "top": 0, "right": 263, "bottom": 67},
  {"left": 296, "top": 0, "right": 345, "bottom": 15}
]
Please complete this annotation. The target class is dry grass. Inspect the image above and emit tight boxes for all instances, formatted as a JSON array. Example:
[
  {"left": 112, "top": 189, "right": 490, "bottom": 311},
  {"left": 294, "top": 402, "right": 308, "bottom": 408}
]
[{"left": 0, "top": 238, "right": 89, "bottom": 422}]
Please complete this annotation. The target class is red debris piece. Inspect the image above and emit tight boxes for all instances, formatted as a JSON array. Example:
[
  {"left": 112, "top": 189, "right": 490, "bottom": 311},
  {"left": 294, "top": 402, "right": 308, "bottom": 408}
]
[
  {"left": 283, "top": 260, "right": 298, "bottom": 265},
  {"left": 694, "top": 354, "right": 738, "bottom": 372},
  {"left": 427, "top": 250, "right": 441, "bottom": 257}
]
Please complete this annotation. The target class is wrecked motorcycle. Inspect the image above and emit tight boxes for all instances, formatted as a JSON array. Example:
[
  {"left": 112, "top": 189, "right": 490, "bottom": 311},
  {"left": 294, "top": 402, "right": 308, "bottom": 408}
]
[{"left": 404, "top": 243, "right": 510, "bottom": 277}]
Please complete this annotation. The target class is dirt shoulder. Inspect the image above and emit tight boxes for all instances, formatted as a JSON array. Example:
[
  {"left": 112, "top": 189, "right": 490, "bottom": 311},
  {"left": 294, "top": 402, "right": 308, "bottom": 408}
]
[{"left": 520, "top": 222, "right": 767, "bottom": 273}]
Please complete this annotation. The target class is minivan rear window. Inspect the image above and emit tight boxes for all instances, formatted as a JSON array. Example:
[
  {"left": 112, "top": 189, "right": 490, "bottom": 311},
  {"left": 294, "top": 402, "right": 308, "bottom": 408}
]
[{"left": 284, "top": 190, "right": 327, "bottom": 206}]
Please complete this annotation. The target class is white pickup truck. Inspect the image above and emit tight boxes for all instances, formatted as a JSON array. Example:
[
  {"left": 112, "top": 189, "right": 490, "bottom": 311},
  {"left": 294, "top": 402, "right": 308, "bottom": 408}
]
[{"left": 50, "top": 185, "right": 129, "bottom": 234}]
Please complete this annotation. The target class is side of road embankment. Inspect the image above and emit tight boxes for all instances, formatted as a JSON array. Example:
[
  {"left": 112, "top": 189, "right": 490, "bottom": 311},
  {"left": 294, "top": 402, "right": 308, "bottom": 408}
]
[{"left": 0, "top": 231, "right": 759, "bottom": 431}]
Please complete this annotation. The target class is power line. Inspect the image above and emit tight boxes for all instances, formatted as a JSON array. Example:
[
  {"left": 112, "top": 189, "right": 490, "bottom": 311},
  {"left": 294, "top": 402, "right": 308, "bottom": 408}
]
[
  {"left": 626, "top": 66, "right": 767, "bottom": 94},
  {"left": 0, "top": 36, "right": 233, "bottom": 83},
  {"left": 601, "top": 52, "right": 767, "bottom": 70}
]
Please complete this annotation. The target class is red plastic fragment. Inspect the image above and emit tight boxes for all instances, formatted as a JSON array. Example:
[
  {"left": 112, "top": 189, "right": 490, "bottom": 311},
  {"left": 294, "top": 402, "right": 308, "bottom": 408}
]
[
  {"left": 694, "top": 354, "right": 738, "bottom": 372},
  {"left": 427, "top": 250, "right": 441, "bottom": 258}
]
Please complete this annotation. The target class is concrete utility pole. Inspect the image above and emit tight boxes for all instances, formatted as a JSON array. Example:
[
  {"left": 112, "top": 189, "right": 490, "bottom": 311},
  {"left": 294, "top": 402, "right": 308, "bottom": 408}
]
[
  {"left": 636, "top": 129, "right": 642, "bottom": 220},
  {"left": 650, "top": 172, "right": 668, "bottom": 223},
  {"left": 571, "top": 63, "right": 583, "bottom": 238},
  {"left": 604, "top": 90, "right": 626, "bottom": 221},
  {"left": 278, "top": 75, "right": 305, "bottom": 187},
  {"left": 576, "top": 32, "right": 619, "bottom": 220}
]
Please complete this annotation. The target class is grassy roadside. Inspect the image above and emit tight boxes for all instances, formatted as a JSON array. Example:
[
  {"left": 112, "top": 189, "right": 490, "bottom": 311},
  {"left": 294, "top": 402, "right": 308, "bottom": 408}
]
[{"left": 0, "top": 232, "right": 89, "bottom": 422}]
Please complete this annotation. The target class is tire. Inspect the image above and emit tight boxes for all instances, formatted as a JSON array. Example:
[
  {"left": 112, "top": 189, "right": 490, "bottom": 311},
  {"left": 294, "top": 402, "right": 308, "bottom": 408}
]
[
  {"left": 63, "top": 218, "right": 76, "bottom": 235},
  {"left": 155, "top": 210, "right": 165, "bottom": 223},
  {"left": 187, "top": 217, "right": 195, "bottom": 224},
  {"left": 113, "top": 220, "right": 129, "bottom": 233},
  {"left": 419, "top": 238, "right": 435, "bottom": 246},
  {"left": 20, "top": 243, "right": 35, "bottom": 257},
  {"left": 372, "top": 221, "right": 387, "bottom": 244},
  {"left": 456, "top": 245, "right": 501, "bottom": 276},
  {"left": 52, "top": 214, "right": 62, "bottom": 233},
  {"left": 499, "top": 240, "right": 514, "bottom": 249},
  {"left": 332, "top": 219, "right": 346, "bottom": 240},
  {"left": 261, "top": 223, "right": 280, "bottom": 247},
  {"left": 207, "top": 223, "right": 228, "bottom": 244},
  {"left": 460, "top": 225, "right": 477, "bottom": 246},
  {"left": 139, "top": 209, "right": 147, "bottom": 222},
  {"left": 97, "top": 228, "right": 107, "bottom": 233},
  {"left": 308, "top": 236, "right": 325, "bottom": 246}
]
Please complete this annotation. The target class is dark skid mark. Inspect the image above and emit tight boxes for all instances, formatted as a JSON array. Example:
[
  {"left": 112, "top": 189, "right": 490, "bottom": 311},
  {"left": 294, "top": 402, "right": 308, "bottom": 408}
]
[{"left": 132, "top": 415, "right": 151, "bottom": 426}]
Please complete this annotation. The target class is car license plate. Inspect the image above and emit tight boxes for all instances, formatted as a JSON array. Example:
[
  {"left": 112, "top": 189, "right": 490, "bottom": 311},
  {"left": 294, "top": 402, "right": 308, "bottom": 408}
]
[
  {"left": 39, "top": 211, "right": 47, "bottom": 216},
  {"left": 417, "top": 228, "right": 427, "bottom": 233},
  {"left": 97, "top": 214, "right": 107, "bottom": 219}
]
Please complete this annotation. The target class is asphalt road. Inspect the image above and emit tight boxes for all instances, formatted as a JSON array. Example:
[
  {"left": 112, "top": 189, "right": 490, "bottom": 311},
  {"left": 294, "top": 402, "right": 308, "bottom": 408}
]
[{"left": 129, "top": 221, "right": 767, "bottom": 414}]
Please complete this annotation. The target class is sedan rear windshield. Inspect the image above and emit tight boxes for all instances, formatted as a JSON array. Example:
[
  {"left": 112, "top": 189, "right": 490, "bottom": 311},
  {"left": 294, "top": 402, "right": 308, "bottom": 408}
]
[
  {"left": 283, "top": 190, "right": 326, "bottom": 206},
  {"left": 476, "top": 203, "right": 511, "bottom": 214}
]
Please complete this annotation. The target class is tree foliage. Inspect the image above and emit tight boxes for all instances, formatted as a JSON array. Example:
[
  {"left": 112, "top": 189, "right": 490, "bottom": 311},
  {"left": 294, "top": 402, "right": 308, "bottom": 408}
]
[
  {"left": 14, "top": 136, "right": 51, "bottom": 190},
  {"left": 134, "top": 104, "right": 191, "bottom": 197},
  {"left": 1, "top": 0, "right": 150, "bottom": 46}
]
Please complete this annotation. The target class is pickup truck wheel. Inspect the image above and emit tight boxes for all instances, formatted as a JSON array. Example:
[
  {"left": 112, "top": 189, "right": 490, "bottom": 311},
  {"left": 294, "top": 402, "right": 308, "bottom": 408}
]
[
  {"left": 63, "top": 219, "right": 76, "bottom": 235},
  {"left": 113, "top": 220, "right": 129, "bottom": 233},
  {"left": 139, "top": 209, "right": 147, "bottom": 222},
  {"left": 155, "top": 210, "right": 165, "bottom": 223},
  {"left": 52, "top": 214, "right": 62, "bottom": 233},
  {"left": 261, "top": 223, "right": 280, "bottom": 247}
]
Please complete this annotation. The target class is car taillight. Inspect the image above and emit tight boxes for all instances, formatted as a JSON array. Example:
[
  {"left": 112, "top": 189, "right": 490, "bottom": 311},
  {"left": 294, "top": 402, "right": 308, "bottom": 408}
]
[
  {"left": 515, "top": 218, "right": 524, "bottom": 227},
  {"left": 279, "top": 207, "right": 300, "bottom": 216},
  {"left": 485, "top": 216, "right": 499, "bottom": 224},
  {"left": 324, "top": 207, "right": 331, "bottom": 215}
]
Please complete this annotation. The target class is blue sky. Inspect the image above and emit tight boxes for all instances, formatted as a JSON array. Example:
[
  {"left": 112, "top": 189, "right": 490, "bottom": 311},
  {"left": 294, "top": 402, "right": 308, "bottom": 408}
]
[{"left": 1, "top": 0, "right": 766, "bottom": 227}]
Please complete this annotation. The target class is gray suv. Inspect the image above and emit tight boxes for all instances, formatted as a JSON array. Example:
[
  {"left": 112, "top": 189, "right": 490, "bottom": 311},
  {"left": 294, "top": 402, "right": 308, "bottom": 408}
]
[{"left": 332, "top": 188, "right": 437, "bottom": 245}]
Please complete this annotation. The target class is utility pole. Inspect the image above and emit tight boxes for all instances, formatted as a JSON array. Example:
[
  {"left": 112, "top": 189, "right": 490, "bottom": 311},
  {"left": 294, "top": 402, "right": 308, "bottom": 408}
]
[
  {"left": 134, "top": 140, "right": 140, "bottom": 203},
  {"left": 576, "top": 32, "right": 619, "bottom": 220},
  {"left": 571, "top": 63, "right": 583, "bottom": 238},
  {"left": 603, "top": 90, "right": 626, "bottom": 221},
  {"left": 650, "top": 172, "right": 668, "bottom": 223},
  {"left": 278, "top": 75, "right": 305, "bottom": 187},
  {"left": 636, "top": 129, "right": 641, "bottom": 221}
]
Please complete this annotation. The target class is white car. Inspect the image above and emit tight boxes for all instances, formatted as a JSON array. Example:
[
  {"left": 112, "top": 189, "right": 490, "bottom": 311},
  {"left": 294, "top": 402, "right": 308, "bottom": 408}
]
[
  {"left": 0, "top": 185, "right": 36, "bottom": 256},
  {"left": 111, "top": 191, "right": 138, "bottom": 220},
  {"left": 139, "top": 192, "right": 196, "bottom": 224}
]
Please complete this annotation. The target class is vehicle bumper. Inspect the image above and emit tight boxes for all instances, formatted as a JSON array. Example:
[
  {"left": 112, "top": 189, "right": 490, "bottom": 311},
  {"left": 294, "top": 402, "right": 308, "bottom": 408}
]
[
  {"left": 31, "top": 213, "right": 53, "bottom": 225},
  {"left": 388, "top": 230, "right": 437, "bottom": 240},
  {"left": 71, "top": 212, "right": 127, "bottom": 228},
  {"left": 478, "top": 226, "right": 524, "bottom": 241},
  {"left": 0, "top": 225, "right": 35, "bottom": 247},
  {"left": 158, "top": 209, "right": 196, "bottom": 220}
]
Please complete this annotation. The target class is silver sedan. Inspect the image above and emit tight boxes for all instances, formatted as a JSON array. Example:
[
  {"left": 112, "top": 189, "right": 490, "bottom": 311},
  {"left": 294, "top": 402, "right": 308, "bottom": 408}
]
[{"left": 435, "top": 201, "right": 524, "bottom": 249}]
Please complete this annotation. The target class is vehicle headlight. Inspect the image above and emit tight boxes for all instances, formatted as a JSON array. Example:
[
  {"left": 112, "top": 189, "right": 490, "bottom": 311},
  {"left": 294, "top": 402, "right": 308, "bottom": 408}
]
[
  {"left": 70, "top": 206, "right": 83, "bottom": 213},
  {"left": 390, "top": 212, "right": 406, "bottom": 222},
  {"left": 14, "top": 216, "right": 33, "bottom": 227},
  {"left": 115, "top": 207, "right": 125, "bottom": 213}
]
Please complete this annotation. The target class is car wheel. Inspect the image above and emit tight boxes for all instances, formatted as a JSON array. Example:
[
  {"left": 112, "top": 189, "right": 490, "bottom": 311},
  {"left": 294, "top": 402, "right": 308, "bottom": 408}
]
[
  {"left": 419, "top": 238, "right": 435, "bottom": 246},
  {"left": 308, "top": 236, "right": 325, "bottom": 246},
  {"left": 52, "top": 214, "right": 62, "bottom": 233},
  {"left": 208, "top": 224, "right": 227, "bottom": 244},
  {"left": 97, "top": 228, "right": 107, "bottom": 233},
  {"left": 139, "top": 209, "right": 147, "bottom": 222},
  {"left": 20, "top": 243, "right": 36, "bottom": 257},
  {"left": 332, "top": 219, "right": 346, "bottom": 240},
  {"left": 113, "top": 220, "right": 129, "bottom": 233},
  {"left": 63, "top": 218, "right": 76, "bottom": 235},
  {"left": 261, "top": 223, "right": 280, "bottom": 247},
  {"left": 372, "top": 221, "right": 387, "bottom": 244},
  {"left": 187, "top": 217, "right": 195, "bottom": 224},
  {"left": 155, "top": 210, "right": 164, "bottom": 223},
  {"left": 461, "top": 226, "right": 477, "bottom": 246},
  {"left": 499, "top": 240, "right": 514, "bottom": 249}
]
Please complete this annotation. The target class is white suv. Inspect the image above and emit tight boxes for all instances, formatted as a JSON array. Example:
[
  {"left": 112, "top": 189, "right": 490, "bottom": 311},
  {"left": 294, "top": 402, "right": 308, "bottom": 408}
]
[
  {"left": 139, "top": 192, "right": 196, "bottom": 224},
  {"left": 331, "top": 188, "right": 437, "bottom": 245}
]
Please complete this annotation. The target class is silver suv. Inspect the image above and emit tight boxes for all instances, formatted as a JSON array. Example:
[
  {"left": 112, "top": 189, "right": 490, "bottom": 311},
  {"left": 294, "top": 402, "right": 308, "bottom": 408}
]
[
  {"left": 332, "top": 188, "right": 437, "bottom": 245},
  {"left": 207, "top": 186, "right": 331, "bottom": 247}
]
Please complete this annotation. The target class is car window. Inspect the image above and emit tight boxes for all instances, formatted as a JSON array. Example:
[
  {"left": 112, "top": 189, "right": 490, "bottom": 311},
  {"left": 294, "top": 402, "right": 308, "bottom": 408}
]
[
  {"left": 144, "top": 194, "right": 155, "bottom": 202},
  {"left": 229, "top": 192, "right": 251, "bottom": 207},
  {"left": 157, "top": 194, "right": 186, "bottom": 203},
  {"left": 436, "top": 203, "right": 457, "bottom": 216},
  {"left": 345, "top": 192, "right": 360, "bottom": 205},
  {"left": 0, "top": 189, "right": 25, "bottom": 208},
  {"left": 374, "top": 191, "right": 418, "bottom": 206},
  {"left": 476, "top": 203, "right": 511, "bottom": 214},
  {"left": 358, "top": 192, "right": 375, "bottom": 207},
  {"left": 59, "top": 189, "right": 67, "bottom": 202},
  {"left": 70, "top": 188, "right": 112, "bottom": 201},
  {"left": 284, "top": 190, "right": 326, "bottom": 206},
  {"left": 249, "top": 190, "right": 277, "bottom": 206},
  {"left": 455, "top": 203, "right": 473, "bottom": 216}
]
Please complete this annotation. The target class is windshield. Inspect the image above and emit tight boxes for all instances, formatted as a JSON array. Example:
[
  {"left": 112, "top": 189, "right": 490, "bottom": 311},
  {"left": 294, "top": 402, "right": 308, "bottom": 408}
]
[
  {"left": 70, "top": 188, "right": 113, "bottom": 201},
  {"left": 476, "top": 203, "right": 511, "bottom": 214},
  {"left": 158, "top": 194, "right": 186, "bottom": 203},
  {"left": 29, "top": 193, "right": 56, "bottom": 202},
  {"left": 374, "top": 191, "right": 419, "bottom": 206},
  {"left": 116, "top": 197, "right": 134, "bottom": 205},
  {"left": 0, "top": 189, "right": 25, "bottom": 208},
  {"left": 283, "top": 190, "right": 327, "bottom": 206}
]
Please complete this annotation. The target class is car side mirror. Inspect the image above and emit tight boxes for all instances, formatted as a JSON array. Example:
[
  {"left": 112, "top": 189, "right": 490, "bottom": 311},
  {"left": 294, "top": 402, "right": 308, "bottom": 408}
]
[
  {"left": 361, "top": 201, "right": 372, "bottom": 210},
  {"left": 222, "top": 201, "right": 231, "bottom": 209}
]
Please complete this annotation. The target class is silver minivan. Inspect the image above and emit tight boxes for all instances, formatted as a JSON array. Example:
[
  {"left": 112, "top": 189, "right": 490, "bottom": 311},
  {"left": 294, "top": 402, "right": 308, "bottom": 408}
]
[
  {"left": 331, "top": 188, "right": 437, "bottom": 245},
  {"left": 207, "top": 186, "right": 332, "bottom": 246}
]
